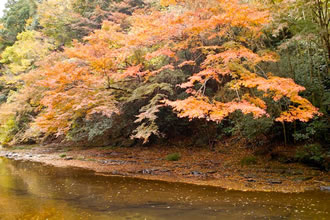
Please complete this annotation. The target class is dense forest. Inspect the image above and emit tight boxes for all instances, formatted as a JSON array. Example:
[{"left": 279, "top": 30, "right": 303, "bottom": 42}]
[{"left": 0, "top": 0, "right": 328, "bottom": 168}]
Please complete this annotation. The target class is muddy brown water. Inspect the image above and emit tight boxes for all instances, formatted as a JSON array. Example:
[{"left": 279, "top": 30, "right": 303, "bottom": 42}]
[{"left": 0, "top": 157, "right": 329, "bottom": 220}]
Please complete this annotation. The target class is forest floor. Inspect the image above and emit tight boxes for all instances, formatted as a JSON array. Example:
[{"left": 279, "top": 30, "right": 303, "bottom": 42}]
[{"left": 1, "top": 143, "right": 329, "bottom": 193}]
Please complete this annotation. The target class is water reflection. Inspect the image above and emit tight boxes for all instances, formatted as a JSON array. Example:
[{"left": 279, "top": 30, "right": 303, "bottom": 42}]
[{"left": 0, "top": 157, "right": 329, "bottom": 219}]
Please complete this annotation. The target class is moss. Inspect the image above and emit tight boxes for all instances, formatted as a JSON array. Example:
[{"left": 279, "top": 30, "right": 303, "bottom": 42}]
[
  {"left": 59, "top": 154, "right": 67, "bottom": 158},
  {"left": 165, "top": 153, "right": 181, "bottom": 161},
  {"left": 240, "top": 156, "right": 257, "bottom": 166}
]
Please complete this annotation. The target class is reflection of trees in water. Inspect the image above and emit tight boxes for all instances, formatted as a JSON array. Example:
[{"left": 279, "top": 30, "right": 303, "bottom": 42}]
[
  {"left": 3, "top": 158, "right": 80, "bottom": 200},
  {"left": 0, "top": 158, "right": 50, "bottom": 219},
  {"left": 0, "top": 158, "right": 73, "bottom": 219}
]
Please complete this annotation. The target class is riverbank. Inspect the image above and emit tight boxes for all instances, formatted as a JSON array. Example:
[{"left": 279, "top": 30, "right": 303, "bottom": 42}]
[{"left": 1, "top": 144, "right": 329, "bottom": 193}]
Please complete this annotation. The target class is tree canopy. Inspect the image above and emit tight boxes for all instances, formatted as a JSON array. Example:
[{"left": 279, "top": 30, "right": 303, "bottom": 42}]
[{"left": 0, "top": 0, "right": 328, "bottom": 148}]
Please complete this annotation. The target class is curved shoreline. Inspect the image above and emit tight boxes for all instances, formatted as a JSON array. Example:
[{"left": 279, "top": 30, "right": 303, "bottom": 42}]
[{"left": 1, "top": 146, "right": 329, "bottom": 193}]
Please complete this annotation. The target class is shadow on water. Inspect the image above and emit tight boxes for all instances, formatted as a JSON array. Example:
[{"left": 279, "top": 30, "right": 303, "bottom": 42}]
[{"left": 0, "top": 157, "right": 329, "bottom": 219}]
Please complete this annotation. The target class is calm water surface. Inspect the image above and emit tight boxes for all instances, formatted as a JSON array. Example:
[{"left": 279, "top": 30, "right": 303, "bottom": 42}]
[{"left": 0, "top": 157, "right": 329, "bottom": 220}]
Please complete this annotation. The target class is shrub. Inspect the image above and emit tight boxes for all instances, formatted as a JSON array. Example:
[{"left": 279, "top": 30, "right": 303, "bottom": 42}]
[
  {"left": 293, "top": 117, "right": 329, "bottom": 144},
  {"left": 295, "top": 144, "right": 328, "bottom": 170},
  {"left": 233, "top": 114, "right": 273, "bottom": 145}
]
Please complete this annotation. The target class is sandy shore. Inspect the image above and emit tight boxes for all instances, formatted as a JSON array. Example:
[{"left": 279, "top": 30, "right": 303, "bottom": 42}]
[{"left": 1, "top": 145, "right": 329, "bottom": 193}]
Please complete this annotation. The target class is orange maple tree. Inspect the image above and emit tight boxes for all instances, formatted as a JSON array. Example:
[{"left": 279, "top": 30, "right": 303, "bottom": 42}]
[{"left": 155, "top": 0, "right": 320, "bottom": 125}]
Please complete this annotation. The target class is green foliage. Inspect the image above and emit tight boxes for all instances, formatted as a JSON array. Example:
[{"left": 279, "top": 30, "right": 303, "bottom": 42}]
[
  {"left": 37, "top": 0, "right": 144, "bottom": 46},
  {"left": 59, "top": 153, "right": 67, "bottom": 158},
  {"left": 240, "top": 156, "right": 257, "bottom": 166},
  {"left": 165, "top": 153, "right": 181, "bottom": 161},
  {"left": 129, "top": 70, "right": 187, "bottom": 143},
  {"left": 295, "top": 144, "right": 329, "bottom": 170},
  {"left": 130, "top": 84, "right": 173, "bottom": 143},
  {"left": 68, "top": 116, "right": 114, "bottom": 142},
  {"left": 0, "top": 0, "right": 38, "bottom": 49},
  {"left": 127, "top": 83, "right": 174, "bottom": 103},
  {"left": 232, "top": 114, "right": 273, "bottom": 145},
  {"left": 38, "top": 0, "right": 83, "bottom": 46},
  {"left": 268, "top": 0, "right": 329, "bottom": 146}
]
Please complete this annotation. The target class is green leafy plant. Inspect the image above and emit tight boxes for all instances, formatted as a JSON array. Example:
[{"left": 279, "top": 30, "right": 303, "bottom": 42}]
[
  {"left": 295, "top": 144, "right": 328, "bottom": 169},
  {"left": 233, "top": 114, "right": 273, "bottom": 145}
]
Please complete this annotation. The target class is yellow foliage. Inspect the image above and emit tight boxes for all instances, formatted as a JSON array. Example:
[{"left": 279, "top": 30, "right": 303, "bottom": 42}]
[{"left": 0, "top": 31, "right": 54, "bottom": 75}]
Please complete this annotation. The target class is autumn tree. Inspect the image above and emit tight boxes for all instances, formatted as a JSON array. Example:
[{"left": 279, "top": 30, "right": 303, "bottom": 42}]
[
  {"left": 127, "top": 0, "right": 321, "bottom": 142},
  {"left": 24, "top": 0, "right": 320, "bottom": 145},
  {"left": 0, "top": 0, "right": 322, "bottom": 147}
]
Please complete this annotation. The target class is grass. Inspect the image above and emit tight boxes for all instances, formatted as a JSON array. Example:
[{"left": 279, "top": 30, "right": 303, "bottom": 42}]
[
  {"left": 59, "top": 153, "right": 67, "bottom": 158},
  {"left": 165, "top": 153, "right": 181, "bottom": 161}
]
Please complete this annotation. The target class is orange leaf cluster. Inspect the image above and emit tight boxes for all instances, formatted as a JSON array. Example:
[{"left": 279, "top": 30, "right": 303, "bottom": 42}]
[{"left": 166, "top": 96, "right": 267, "bottom": 122}]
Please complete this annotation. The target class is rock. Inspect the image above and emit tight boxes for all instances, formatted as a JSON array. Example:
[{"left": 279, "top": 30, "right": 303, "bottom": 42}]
[
  {"left": 206, "top": 170, "right": 217, "bottom": 174},
  {"left": 293, "top": 176, "right": 313, "bottom": 182},
  {"left": 191, "top": 171, "right": 203, "bottom": 176},
  {"left": 268, "top": 179, "right": 282, "bottom": 184},
  {"left": 320, "top": 178, "right": 330, "bottom": 183},
  {"left": 243, "top": 174, "right": 256, "bottom": 179},
  {"left": 5, "top": 152, "right": 19, "bottom": 158},
  {"left": 111, "top": 170, "right": 121, "bottom": 175},
  {"left": 247, "top": 178, "right": 256, "bottom": 182},
  {"left": 160, "top": 169, "right": 171, "bottom": 172},
  {"left": 102, "top": 159, "right": 126, "bottom": 165},
  {"left": 245, "top": 183, "right": 253, "bottom": 187},
  {"left": 320, "top": 186, "right": 330, "bottom": 192},
  {"left": 64, "top": 156, "right": 74, "bottom": 160},
  {"left": 142, "top": 169, "right": 152, "bottom": 174},
  {"left": 139, "top": 168, "right": 159, "bottom": 174},
  {"left": 286, "top": 169, "right": 304, "bottom": 175}
]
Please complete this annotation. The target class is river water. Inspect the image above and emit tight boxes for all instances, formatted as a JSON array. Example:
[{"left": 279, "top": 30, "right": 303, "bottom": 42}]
[{"left": 0, "top": 157, "right": 329, "bottom": 220}]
